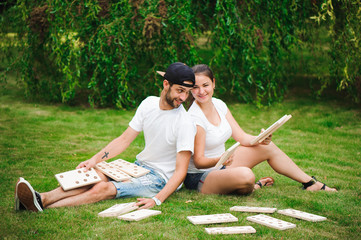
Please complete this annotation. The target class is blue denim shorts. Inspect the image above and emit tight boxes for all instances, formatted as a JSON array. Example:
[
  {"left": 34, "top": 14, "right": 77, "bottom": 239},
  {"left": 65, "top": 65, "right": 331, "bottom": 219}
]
[
  {"left": 184, "top": 166, "right": 226, "bottom": 191},
  {"left": 110, "top": 161, "right": 166, "bottom": 199}
]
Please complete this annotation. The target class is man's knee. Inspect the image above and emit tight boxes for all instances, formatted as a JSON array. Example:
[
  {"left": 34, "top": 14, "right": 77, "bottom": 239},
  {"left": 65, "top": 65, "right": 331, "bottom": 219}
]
[{"left": 88, "top": 182, "right": 116, "bottom": 201}]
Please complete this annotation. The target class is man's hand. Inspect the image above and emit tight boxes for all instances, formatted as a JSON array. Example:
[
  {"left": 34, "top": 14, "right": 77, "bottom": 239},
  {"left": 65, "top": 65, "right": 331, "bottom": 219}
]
[
  {"left": 76, "top": 159, "right": 97, "bottom": 171},
  {"left": 136, "top": 198, "right": 156, "bottom": 209}
]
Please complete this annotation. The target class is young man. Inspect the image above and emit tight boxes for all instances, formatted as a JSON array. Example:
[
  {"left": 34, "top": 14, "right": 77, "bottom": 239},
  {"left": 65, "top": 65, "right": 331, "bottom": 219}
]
[{"left": 15, "top": 62, "right": 196, "bottom": 212}]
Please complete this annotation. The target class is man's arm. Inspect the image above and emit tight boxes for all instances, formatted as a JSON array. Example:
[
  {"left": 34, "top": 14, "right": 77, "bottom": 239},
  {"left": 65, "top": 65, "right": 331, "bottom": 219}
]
[
  {"left": 77, "top": 126, "right": 140, "bottom": 170},
  {"left": 136, "top": 150, "right": 191, "bottom": 209}
]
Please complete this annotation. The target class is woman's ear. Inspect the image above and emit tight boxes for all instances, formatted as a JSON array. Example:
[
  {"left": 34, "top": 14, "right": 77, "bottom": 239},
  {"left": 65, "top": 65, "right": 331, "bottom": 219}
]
[{"left": 213, "top": 78, "right": 216, "bottom": 89}]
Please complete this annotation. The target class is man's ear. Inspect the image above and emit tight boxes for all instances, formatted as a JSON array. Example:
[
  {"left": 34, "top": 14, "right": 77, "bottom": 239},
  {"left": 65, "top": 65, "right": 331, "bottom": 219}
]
[{"left": 163, "top": 80, "right": 170, "bottom": 89}]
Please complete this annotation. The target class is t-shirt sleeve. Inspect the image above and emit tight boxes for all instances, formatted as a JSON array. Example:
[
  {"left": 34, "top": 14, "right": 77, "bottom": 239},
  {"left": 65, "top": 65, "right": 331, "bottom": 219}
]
[
  {"left": 189, "top": 103, "right": 206, "bottom": 130},
  {"left": 191, "top": 114, "right": 206, "bottom": 130},
  {"left": 176, "top": 115, "right": 196, "bottom": 154},
  {"left": 128, "top": 98, "right": 148, "bottom": 132}
]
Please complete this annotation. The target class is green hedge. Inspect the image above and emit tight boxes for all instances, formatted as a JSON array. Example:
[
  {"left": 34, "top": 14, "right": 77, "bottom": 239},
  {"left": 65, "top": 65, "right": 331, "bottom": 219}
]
[{"left": 1, "top": 0, "right": 360, "bottom": 108}]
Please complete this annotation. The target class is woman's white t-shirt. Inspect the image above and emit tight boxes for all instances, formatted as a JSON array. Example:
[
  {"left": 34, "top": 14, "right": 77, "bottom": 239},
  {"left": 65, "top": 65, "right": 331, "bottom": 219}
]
[
  {"left": 129, "top": 96, "right": 196, "bottom": 181},
  {"left": 187, "top": 98, "right": 232, "bottom": 173}
]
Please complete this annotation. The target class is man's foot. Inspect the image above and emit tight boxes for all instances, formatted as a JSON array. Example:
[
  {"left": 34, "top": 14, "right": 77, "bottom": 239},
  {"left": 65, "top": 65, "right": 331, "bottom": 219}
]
[
  {"left": 15, "top": 178, "right": 26, "bottom": 211},
  {"left": 17, "top": 178, "right": 44, "bottom": 212},
  {"left": 254, "top": 177, "right": 274, "bottom": 190},
  {"left": 303, "top": 176, "right": 337, "bottom": 192}
]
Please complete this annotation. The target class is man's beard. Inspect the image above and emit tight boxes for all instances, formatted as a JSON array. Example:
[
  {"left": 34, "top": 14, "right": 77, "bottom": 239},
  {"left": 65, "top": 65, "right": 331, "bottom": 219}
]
[{"left": 165, "top": 88, "right": 181, "bottom": 108}]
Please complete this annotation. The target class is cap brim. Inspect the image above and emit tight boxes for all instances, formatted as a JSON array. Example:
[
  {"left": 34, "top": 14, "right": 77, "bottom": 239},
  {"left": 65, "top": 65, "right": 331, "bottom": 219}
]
[{"left": 156, "top": 71, "right": 165, "bottom": 77}]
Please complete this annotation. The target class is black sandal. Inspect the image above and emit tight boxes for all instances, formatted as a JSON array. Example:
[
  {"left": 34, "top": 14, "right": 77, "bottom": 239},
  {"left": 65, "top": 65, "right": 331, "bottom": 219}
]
[
  {"left": 302, "top": 176, "right": 326, "bottom": 190},
  {"left": 256, "top": 177, "right": 274, "bottom": 188}
]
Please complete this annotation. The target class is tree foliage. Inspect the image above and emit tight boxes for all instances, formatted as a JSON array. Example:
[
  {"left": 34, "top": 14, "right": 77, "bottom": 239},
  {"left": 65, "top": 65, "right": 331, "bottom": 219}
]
[
  {"left": 0, "top": 0, "right": 360, "bottom": 107},
  {"left": 311, "top": 0, "right": 361, "bottom": 103},
  {"left": 1, "top": 0, "right": 199, "bottom": 108}
]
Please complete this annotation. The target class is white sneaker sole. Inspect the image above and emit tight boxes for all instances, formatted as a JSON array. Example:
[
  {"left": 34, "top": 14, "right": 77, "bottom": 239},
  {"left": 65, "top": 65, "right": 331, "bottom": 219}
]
[
  {"left": 15, "top": 178, "right": 21, "bottom": 211},
  {"left": 17, "top": 178, "right": 43, "bottom": 212}
]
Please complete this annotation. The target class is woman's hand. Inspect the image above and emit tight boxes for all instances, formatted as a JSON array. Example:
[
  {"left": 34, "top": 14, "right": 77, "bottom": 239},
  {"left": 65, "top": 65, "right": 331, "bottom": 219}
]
[
  {"left": 218, "top": 152, "right": 234, "bottom": 166},
  {"left": 223, "top": 154, "right": 234, "bottom": 166},
  {"left": 259, "top": 128, "right": 272, "bottom": 145}
]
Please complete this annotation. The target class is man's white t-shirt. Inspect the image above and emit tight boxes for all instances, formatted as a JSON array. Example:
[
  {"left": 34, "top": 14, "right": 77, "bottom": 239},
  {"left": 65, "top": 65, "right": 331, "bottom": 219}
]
[
  {"left": 129, "top": 96, "right": 196, "bottom": 181},
  {"left": 187, "top": 98, "right": 232, "bottom": 173}
]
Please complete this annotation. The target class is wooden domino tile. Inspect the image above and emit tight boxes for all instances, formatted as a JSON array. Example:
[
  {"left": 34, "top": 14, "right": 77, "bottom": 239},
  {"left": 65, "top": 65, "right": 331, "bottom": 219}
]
[
  {"left": 277, "top": 209, "right": 327, "bottom": 222},
  {"left": 250, "top": 114, "right": 292, "bottom": 145},
  {"left": 187, "top": 213, "right": 238, "bottom": 225},
  {"left": 205, "top": 226, "right": 256, "bottom": 235},
  {"left": 247, "top": 214, "right": 296, "bottom": 230},
  {"left": 111, "top": 159, "right": 150, "bottom": 178},
  {"left": 98, "top": 202, "right": 139, "bottom": 217},
  {"left": 95, "top": 161, "right": 131, "bottom": 181},
  {"left": 215, "top": 142, "right": 240, "bottom": 168},
  {"left": 117, "top": 209, "right": 161, "bottom": 221},
  {"left": 55, "top": 168, "right": 101, "bottom": 191},
  {"left": 230, "top": 206, "right": 277, "bottom": 213}
]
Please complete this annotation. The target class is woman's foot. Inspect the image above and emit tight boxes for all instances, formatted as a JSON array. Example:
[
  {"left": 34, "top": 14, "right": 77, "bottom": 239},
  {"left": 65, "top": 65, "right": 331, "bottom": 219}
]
[
  {"left": 303, "top": 176, "right": 337, "bottom": 192},
  {"left": 254, "top": 177, "right": 274, "bottom": 190}
]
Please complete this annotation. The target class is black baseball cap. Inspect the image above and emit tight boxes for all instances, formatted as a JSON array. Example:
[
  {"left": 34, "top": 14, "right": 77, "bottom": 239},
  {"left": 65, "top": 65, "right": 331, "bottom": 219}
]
[{"left": 157, "top": 62, "right": 195, "bottom": 88}]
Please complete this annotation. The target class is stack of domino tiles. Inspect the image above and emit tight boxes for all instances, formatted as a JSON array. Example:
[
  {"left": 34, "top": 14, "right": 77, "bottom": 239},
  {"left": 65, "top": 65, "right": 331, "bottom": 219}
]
[
  {"left": 95, "top": 159, "right": 150, "bottom": 181},
  {"left": 55, "top": 159, "right": 150, "bottom": 191}
]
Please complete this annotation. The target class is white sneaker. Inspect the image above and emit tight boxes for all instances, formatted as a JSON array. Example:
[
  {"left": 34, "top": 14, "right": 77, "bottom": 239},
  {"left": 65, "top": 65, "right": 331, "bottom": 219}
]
[{"left": 17, "top": 178, "right": 43, "bottom": 212}]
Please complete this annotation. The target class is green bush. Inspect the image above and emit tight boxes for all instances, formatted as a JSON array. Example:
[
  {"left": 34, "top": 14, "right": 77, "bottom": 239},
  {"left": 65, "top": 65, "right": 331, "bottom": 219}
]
[
  {"left": 1, "top": 0, "right": 360, "bottom": 107},
  {"left": 1, "top": 0, "right": 200, "bottom": 108}
]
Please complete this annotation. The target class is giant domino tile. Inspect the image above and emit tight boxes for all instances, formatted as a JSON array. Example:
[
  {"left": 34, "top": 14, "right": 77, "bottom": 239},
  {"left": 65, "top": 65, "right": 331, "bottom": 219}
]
[
  {"left": 277, "top": 209, "right": 327, "bottom": 222},
  {"left": 187, "top": 213, "right": 238, "bottom": 225},
  {"left": 247, "top": 214, "right": 296, "bottom": 230},
  {"left": 205, "top": 226, "right": 256, "bottom": 235},
  {"left": 118, "top": 209, "right": 161, "bottom": 221},
  {"left": 98, "top": 202, "right": 139, "bottom": 217},
  {"left": 55, "top": 168, "right": 101, "bottom": 191}
]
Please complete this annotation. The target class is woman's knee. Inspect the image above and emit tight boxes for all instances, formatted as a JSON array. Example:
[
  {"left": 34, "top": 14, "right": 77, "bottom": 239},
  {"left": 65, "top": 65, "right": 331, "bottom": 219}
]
[
  {"left": 236, "top": 167, "right": 255, "bottom": 185},
  {"left": 233, "top": 167, "right": 255, "bottom": 194}
]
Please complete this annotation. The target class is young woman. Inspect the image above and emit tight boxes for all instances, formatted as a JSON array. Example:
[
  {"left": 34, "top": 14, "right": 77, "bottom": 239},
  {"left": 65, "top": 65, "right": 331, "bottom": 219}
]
[{"left": 184, "top": 64, "right": 337, "bottom": 195}]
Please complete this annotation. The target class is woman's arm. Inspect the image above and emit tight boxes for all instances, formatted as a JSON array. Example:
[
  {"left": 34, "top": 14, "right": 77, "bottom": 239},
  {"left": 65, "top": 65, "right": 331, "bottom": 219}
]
[
  {"left": 225, "top": 109, "right": 257, "bottom": 147},
  {"left": 192, "top": 125, "right": 221, "bottom": 169},
  {"left": 226, "top": 109, "right": 272, "bottom": 146}
]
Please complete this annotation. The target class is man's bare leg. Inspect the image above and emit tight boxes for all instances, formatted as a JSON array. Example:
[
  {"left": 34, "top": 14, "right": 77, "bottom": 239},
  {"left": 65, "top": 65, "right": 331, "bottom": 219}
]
[
  {"left": 40, "top": 169, "right": 109, "bottom": 208},
  {"left": 46, "top": 181, "right": 117, "bottom": 208}
]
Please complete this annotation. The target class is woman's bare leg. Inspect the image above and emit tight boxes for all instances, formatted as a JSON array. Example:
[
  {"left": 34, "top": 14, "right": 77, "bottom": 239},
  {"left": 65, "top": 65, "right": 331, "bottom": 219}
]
[
  {"left": 200, "top": 167, "right": 255, "bottom": 195},
  {"left": 229, "top": 143, "right": 337, "bottom": 191}
]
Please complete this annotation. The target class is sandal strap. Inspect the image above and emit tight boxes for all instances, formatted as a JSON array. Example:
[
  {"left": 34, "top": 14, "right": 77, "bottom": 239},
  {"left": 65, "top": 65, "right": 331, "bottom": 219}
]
[
  {"left": 302, "top": 176, "right": 317, "bottom": 190},
  {"left": 256, "top": 181, "right": 262, "bottom": 188}
]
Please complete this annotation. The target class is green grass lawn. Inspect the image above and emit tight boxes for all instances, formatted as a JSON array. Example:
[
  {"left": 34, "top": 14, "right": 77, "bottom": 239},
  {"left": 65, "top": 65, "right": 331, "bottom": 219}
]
[{"left": 1, "top": 76, "right": 360, "bottom": 239}]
